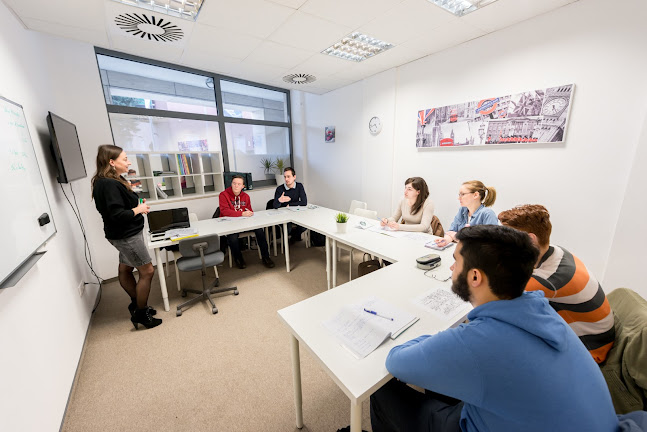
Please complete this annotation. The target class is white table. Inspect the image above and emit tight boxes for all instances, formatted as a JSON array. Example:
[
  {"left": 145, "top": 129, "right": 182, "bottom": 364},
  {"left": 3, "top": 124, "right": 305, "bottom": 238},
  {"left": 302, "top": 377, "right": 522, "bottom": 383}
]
[
  {"left": 148, "top": 209, "right": 295, "bottom": 311},
  {"left": 277, "top": 230, "right": 469, "bottom": 432}
]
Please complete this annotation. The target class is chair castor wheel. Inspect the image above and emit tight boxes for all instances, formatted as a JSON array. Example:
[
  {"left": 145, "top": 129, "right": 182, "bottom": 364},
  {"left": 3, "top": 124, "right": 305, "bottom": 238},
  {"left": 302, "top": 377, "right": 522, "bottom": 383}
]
[
  {"left": 234, "top": 290, "right": 239, "bottom": 295},
  {"left": 181, "top": 290, "right": 187, "bottom": 297},
  {"left": 176, "top": 309, "right": 182, "bottom": 317},
  {"left": 212, "top": 307, "right": 218, "bottom": 314}
]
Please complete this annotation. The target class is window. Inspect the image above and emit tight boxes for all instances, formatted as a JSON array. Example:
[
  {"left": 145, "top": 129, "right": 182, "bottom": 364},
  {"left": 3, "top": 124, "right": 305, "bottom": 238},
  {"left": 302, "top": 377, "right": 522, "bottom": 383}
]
[{"left": 95, "top": 48, "right": 292, "bottom": 195}]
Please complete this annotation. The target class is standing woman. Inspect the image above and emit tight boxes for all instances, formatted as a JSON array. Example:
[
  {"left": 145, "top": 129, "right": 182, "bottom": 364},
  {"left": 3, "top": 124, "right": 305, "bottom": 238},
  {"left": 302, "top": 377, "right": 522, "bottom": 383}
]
[
  {"left": 435, "top": 180, "right": 498, "bottom": 247},
  {"left": 381, "top": 177, "right": 435, "bottom": 233},
  {"left": 91, "top": 145, "right": 162, "bottom": 330}
]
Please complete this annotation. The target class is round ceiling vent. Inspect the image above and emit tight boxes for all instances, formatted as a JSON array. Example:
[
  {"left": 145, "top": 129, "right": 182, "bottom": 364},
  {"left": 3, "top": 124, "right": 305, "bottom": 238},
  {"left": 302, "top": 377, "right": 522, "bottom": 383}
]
[
  {"left": 282, "top": 74, "right": 316, "bottom": 85},
  {"left": 115, "top": 13, "right": 184, "bottom": 42}
]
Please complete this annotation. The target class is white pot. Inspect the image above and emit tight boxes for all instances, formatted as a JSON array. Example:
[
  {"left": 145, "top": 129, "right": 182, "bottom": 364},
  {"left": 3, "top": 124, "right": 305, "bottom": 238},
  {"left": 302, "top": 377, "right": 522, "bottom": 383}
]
[
  {"left": 336, "top": 222, "right": 348, "bottom": 233},
  {"left": 275, "top": 173, "right": 284, "bottom": 185}
]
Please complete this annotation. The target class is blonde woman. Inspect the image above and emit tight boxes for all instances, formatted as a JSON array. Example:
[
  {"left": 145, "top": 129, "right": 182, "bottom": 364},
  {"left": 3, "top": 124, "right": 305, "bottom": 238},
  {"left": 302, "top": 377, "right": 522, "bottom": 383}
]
[
  {"left": 91, "top": 144, "right": 161, "bottom": 330},
  {"left": 381, "top": 177, "right": 435, "bottom": 233},
  {"left": 435, "top": 180, "right": 497, "bottom": 247}
]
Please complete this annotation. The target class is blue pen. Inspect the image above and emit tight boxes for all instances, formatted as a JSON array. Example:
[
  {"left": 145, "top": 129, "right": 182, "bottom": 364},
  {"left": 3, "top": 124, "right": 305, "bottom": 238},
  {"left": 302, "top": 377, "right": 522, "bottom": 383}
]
[{"left": 363, "top": 308, "right": 394, "bottom": 321}]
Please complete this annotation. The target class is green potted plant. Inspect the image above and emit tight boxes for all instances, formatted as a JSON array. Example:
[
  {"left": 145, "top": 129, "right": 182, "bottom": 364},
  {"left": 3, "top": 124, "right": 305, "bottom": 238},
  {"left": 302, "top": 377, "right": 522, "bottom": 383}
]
[
  {"left": 335, "top": 212, "right": 349, "bottom": 233},
  {"left": 274, "top": 157, "right": 286, "bottom": 185},
  {"left": 260, "top": 157, "right": 276, "bottom": 179}
]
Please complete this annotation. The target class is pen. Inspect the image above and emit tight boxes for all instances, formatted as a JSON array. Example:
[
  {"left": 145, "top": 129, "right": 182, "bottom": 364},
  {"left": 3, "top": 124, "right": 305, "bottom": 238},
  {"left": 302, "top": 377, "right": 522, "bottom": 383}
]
[{"left": 363, "top": 308, "right": 394, "bottom": 321}]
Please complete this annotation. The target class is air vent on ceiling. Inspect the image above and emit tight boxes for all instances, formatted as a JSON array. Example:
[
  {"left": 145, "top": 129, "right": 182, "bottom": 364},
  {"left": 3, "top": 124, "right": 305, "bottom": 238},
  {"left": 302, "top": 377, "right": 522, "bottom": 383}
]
[
  {"left": 282, "top": 74, "right": 316, "bottom": 85},
  {"left": 114, "top": 13, "right": 184, "bottom": 42}
]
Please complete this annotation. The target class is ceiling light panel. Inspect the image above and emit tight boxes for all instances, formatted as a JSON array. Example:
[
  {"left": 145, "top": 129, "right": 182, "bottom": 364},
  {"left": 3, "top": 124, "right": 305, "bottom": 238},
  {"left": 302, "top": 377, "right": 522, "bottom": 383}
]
[
  {"left": 110, "top": 0, "right": 205, "bottom": 21},
  {"left": 427, "top": 0, "right": 498, "bottom": 17},
  {"left": 322, "top": 32, "right": 394, "bottom": 62}
]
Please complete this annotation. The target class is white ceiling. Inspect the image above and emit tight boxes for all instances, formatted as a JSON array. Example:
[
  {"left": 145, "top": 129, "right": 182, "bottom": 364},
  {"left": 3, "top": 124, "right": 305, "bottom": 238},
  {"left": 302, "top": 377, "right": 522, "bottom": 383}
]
[{"left": 3, "top": 0, "right": 579, "bottom": 95}]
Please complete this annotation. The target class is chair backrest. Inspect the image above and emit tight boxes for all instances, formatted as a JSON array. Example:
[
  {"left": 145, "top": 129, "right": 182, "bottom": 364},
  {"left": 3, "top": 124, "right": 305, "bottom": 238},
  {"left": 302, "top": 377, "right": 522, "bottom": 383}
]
[
  {"left": 178, "top": 234, "right": 221, "bottom": 258},
  {"left": 212, "top": 207, "right": 220, "bottom": 218},
  {"left": 349, "top": 200, "right": 367, "bottom": 214},
  {"left": 431, "top": 215, "right": 445, "bottom": 237},
  {"left": 354, "top": 208, "right": 378, "bottom": 220},
  {"left": 600, "top": 288, "right": 647, "bottom": 414},
  {"left": 266, "top": 199, "right": 274, "bottom": 210},
  {"left": 189, "top": 212, "right": 198, "bottom": 223}
]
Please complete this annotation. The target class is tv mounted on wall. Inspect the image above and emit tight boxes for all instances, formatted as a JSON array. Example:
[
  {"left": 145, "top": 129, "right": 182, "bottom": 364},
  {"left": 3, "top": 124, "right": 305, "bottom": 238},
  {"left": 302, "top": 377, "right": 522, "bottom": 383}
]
[{"left": 47, "top": 112, "right": 87, "bottom": 183}]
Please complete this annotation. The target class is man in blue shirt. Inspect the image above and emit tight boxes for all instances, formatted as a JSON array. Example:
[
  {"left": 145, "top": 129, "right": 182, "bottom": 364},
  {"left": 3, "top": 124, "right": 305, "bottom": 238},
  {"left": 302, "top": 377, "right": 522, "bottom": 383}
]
[
  {"left": 369, "top": 225, "right": 637, "bottom": 432},
  {"left": 273, "top": 167, "right": 307, "bottom": 244}
]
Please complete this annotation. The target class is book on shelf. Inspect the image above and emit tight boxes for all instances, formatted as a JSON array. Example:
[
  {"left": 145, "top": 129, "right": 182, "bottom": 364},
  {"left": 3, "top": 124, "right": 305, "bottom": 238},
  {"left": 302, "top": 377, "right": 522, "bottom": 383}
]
[
  {"left": 322, "top": 296, "right": 419, "bottom": 359},
  {"left": 153, "top": 170, "right": 176, "bottom": 176},
  {"left": 175, "top": 154, "right": 193, "bottom": 175}
]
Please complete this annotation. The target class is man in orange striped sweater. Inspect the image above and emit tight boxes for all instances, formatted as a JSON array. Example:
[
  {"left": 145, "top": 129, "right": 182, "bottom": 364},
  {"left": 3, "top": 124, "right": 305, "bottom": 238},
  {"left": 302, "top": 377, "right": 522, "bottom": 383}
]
[{"left": 498, "top": 204, "right": 614, "bottom": 363}]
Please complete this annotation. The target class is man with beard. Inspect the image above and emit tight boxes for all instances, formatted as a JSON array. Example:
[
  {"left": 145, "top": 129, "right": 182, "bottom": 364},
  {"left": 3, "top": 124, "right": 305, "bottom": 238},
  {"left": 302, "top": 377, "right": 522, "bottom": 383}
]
[{"left": 368, "top": 225, "right": 640, "bottom": 432}]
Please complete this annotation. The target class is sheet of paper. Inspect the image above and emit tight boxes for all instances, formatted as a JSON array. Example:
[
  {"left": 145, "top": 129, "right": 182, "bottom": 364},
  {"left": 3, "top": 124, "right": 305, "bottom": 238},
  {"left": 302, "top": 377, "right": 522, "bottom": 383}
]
[
  {"left": 413, "top": 287, "right": 466, "bottom": 319},
  {"left": 264, "top": 210, "right": 281, "bottom": 215},
  {"left": 402, "top": 232, "right": 433, "bottom": 243},
  {"left": 360, "top": 297, "right": 419, "bottom": 339},
  {"left": 367, "top": 225, "right": 407, "bottom": 238},
  {"left": 322, "top": 306, "right": 391, "bottom": 359}
]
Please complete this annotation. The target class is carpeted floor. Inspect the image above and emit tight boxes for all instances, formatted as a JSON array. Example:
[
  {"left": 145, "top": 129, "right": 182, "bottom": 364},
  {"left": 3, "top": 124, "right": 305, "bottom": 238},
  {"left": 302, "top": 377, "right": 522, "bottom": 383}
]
[{"left": 62, "top": 242, "right": 373, "bottom": 432}]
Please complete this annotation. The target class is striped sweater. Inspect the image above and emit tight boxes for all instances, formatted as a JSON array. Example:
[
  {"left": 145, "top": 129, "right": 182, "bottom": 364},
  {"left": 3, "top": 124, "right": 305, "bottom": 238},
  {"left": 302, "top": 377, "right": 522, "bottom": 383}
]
[{"left": 526, "top": 245, "right": 615, "bottom": 363}]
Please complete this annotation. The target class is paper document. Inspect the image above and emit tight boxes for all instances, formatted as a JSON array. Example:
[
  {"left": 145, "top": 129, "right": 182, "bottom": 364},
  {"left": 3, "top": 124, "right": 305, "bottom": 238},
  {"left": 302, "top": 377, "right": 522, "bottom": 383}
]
[
  {"left": 322, "top": 296, "right": 419, "bottom": 359},
  {"left": 402, "top": 232, "right": 433, "bottom": 243},
  {"left": 287, "top": 206, "right": 307, "bottom": 212},
  {"left": 265, "top": 210, "right": 281, "bottom": 215},
  {"left": 164, "top": 227, "right": 198, "bottom": 239},
  {"left": 367, "top": 225, "right": 408, "bottom": 238},
  {"left": 413, "top": 287, "right": 466, "bottom": 319}
]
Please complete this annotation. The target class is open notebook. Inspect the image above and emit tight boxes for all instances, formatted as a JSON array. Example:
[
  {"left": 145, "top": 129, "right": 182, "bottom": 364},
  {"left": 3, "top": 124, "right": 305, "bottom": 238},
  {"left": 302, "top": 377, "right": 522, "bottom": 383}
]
[{"left": 322, "top": 296, "right": 419, "bottom": 359}]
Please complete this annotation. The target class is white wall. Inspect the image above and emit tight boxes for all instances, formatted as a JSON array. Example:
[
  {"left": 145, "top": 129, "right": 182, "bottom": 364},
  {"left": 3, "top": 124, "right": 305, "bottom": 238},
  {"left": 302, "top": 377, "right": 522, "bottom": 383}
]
[{"left": 301, "top": 0, "right": 647, "bottom": 297}]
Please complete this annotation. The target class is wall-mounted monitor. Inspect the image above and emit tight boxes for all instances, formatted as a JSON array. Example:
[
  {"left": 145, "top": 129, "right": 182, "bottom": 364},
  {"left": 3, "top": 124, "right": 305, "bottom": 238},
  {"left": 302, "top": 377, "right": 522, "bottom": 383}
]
[{"left": 47, "top": 112, "right": 87, "bottom": 183}]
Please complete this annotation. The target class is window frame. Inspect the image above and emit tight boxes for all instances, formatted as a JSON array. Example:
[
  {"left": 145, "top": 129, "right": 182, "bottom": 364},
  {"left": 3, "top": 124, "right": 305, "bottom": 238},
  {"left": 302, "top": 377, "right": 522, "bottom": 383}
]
[{"left": 95, "top": 47, "right": 293, "bottom": 189}]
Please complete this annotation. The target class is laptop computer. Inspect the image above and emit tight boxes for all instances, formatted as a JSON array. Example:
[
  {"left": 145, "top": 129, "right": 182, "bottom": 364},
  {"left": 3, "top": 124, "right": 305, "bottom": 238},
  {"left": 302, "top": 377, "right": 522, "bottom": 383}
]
[{"left": 147, "top": 208, "right": 190, "bottom": 236}]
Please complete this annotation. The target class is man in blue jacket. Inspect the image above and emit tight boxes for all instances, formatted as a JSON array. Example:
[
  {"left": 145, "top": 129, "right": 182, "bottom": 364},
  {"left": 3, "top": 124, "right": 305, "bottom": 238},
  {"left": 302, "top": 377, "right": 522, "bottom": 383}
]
[
  {"left": 273, "top": 166, "right": 307, "bottom": 244},
  {"left": 370, "top": 225, "right": 640, "bottom": 432}
]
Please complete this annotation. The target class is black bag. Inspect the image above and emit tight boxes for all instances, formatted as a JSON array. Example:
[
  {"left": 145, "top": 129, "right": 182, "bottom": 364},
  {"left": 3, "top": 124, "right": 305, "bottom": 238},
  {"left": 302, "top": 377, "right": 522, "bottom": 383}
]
[
  {"left": 309, "top": 230, "right": 326, "bottom": 247},
  {"left": 358, "top": 253, "right": 381, "bottom": 277}
]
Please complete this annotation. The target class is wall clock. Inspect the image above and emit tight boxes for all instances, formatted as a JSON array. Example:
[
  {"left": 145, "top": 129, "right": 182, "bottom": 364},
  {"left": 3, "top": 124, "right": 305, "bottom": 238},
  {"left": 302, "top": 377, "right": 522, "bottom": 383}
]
[{"left": 369, "top": 116, "right": 382, "bottom": 135}]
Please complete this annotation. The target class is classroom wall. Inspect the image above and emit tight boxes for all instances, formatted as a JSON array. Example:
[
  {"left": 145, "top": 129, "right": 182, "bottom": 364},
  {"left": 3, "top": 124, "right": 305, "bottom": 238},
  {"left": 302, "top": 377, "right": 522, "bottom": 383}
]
[
  {"left": 299, "top": 0, "right": 647, "bottom": 299},
  {"left": 0, "top": 4, "right": 100, "bottom": 430}
]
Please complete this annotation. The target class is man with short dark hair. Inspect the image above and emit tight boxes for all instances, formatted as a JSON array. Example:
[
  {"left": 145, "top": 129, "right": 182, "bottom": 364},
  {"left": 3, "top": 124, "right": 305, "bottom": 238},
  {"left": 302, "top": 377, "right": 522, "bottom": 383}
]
[
  {"left": 498, "top": 204, "right": 614, "bottom": 363},
  {"left": 218, "top": 175, "right": 274, "bottom": 269},
  {"left": 369, "top": 225, "right": 627, "bottom": 432},
  {"left": 273, "top": 166, "right": 307, "bottom": 244}
]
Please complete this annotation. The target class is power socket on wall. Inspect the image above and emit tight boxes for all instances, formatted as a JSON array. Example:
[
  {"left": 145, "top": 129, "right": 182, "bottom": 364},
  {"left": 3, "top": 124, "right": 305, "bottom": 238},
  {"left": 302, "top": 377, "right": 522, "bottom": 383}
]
[{"left": 77, "top": 281, "right": 85, "bottom": 297}]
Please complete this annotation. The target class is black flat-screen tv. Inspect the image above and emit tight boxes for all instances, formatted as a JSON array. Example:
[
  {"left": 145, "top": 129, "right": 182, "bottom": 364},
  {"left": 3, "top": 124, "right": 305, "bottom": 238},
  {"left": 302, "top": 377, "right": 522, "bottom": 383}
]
[{"left": 47, "top": 112, "right": 87, "bottom": 183}]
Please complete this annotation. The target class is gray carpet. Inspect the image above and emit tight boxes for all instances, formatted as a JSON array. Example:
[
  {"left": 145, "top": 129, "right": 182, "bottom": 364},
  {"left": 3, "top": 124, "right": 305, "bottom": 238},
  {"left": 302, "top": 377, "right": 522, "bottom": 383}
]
[{"left": 62, "top": 242, "right": 373, "bottom": 432}]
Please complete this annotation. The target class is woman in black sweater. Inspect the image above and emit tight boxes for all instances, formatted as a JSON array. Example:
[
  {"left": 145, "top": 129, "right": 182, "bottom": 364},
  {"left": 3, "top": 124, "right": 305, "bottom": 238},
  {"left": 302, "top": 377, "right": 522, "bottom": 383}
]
[{"left": 91, "top": 145, "right": 161, "bottom": 330}]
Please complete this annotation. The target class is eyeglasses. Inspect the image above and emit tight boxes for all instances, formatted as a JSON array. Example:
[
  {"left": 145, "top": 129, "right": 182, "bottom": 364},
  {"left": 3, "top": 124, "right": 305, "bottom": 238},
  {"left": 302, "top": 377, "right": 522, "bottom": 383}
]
[
  {"left": 458, "top": 192, "right": 473, "bottom": 197},
  {"left": 424, "top": 269, "right": 452, "bottom": 282}
]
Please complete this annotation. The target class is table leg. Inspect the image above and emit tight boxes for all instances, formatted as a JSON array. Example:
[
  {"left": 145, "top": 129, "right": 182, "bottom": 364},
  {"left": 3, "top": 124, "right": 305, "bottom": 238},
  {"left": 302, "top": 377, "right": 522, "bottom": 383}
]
[
  {"left": 350, "top": 399, "right": 361, "bottom": 432},
  {"left": 290, "top": 335, "right": 304, "bottom": 429},
  {"left": 332, "top": 238, "right": 337, "bottom": 288},
  {"left": 283, "top": 222, "right": 290, "bottom": 272},
  {"left": 325, "top": 236, "right": 331, "bottom": 290},
  {"left": 154, "top": 247, "right": 170, "bottom": 312},
  {"left": 272, "top": 226, "right": 277, "bottom": 257}
]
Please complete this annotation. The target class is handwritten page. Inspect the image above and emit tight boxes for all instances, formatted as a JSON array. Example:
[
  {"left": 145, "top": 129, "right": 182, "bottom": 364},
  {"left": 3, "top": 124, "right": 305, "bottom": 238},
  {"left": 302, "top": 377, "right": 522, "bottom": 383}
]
[
  {"left": 367, "top": 225, "right": 407, "bottom": 238},
  {"left": 402, "top": 232, "right": 433, "bottom": 244},
  {"left": 413, "top": 288, "right": 466, "bottom": 319},
  {"left": 322, "top": 306, "right": 391, "bottom": 359}
]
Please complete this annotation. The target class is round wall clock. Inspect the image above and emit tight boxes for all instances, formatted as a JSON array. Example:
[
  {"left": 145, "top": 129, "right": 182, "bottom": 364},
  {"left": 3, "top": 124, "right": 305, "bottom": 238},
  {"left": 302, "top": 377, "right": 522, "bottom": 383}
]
[
  {"left": 541, "top": 97, "right": 568, "bottom": 116},
  {"left": 369, "top": 116, "right": 382, "bottom": 135}
]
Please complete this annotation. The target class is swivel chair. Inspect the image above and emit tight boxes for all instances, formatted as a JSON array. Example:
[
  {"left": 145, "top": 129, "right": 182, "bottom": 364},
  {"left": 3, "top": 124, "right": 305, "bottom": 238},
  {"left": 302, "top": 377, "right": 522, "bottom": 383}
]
[{"left": 176, "top": 234, "right": 238, "bottom": 316}]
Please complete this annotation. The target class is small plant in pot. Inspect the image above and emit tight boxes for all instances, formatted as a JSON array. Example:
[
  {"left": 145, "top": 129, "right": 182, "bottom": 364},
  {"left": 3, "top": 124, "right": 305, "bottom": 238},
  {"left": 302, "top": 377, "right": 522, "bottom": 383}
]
[
  {"left": 335, "top": 212, "right": 349, "bottom": 233},
  {"left": 260, "top": 157, "right": 277, "bottom": 179},
  {"left": 274, "top": 157, "right": 287, "bottom": 185}
]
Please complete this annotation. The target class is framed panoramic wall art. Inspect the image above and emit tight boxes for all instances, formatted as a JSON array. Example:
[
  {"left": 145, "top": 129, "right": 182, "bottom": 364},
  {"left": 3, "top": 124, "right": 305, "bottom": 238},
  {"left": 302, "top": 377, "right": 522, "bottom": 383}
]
[{"left": 416, "top": 84, "right": 574, "bottom": 148}]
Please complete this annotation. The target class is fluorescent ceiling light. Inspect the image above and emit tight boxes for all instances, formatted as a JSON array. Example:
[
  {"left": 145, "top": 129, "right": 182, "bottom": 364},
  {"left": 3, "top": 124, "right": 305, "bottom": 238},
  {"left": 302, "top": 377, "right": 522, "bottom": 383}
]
[
  {"left": 110, "top": 0, "right": 205, "bottom": 21},
  {"left": 427, "top": 0, "right": 498, "bottom": 17},
  {"left": 322, "top": 32, "right": 394, "bottom": 62}
]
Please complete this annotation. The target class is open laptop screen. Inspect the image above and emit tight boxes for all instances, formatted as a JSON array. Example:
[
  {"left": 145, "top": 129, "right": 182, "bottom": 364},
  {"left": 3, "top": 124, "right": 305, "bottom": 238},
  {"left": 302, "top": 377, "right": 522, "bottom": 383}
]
[{"left": 147, "top": 208, "right": 190, "bottom": 234}]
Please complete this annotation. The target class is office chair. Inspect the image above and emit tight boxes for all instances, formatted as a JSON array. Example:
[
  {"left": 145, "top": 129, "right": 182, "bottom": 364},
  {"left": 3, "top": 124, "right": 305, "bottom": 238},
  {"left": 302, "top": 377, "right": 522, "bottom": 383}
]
[{"left": 175, "top": 234, "right": 238, "bottom": 316}]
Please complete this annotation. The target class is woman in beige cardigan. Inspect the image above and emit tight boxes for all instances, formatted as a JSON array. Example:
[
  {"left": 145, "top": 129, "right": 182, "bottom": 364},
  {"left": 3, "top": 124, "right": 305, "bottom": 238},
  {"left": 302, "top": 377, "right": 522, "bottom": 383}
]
[{"left": 380, "top": 177, "right": 435, "bottom": 233}]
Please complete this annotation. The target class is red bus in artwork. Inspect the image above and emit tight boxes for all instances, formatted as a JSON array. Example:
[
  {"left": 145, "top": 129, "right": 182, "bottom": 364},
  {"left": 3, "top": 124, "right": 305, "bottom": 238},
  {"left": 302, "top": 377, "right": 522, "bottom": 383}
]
[
  {"left": 449, "top": 108, "right": 458, "bottom": 123},
  {"left": 439, "top": 138, "right": 454, "bottom": 146}
]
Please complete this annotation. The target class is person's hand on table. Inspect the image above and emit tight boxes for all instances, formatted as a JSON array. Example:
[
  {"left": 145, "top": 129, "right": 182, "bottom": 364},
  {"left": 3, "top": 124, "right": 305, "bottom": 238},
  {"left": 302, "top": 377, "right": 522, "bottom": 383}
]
[
  {"left": 435, "top": 235, "right": 453, "bottom": 247},
  {"left": 242, "top": 210, "right": 253, "bottom": 217},
  {"left": 387, "top": 221, "right": 399, "bottom": 230},
  {"left": 380, "top": 218, "right": 388, "bottom": 227}
]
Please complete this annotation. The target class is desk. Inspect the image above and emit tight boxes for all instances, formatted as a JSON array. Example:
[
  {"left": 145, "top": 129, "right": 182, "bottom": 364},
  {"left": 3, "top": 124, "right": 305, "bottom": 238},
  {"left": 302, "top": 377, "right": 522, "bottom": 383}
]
[
  {"left": 277, "top": 237, "right": 469, "bottom": 432},
  {"left": 148, "top": 209, "right": 295, "bottom": 311}
]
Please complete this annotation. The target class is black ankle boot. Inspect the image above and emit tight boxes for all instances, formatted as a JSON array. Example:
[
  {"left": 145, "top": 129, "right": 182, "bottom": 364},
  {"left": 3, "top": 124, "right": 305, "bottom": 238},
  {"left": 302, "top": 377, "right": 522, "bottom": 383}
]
[
  {"left": 128, "top": 300, "right": 157, "bottom": 317},
  {"left": 130, "top": 308, "right": 162, "bottom": 330}
]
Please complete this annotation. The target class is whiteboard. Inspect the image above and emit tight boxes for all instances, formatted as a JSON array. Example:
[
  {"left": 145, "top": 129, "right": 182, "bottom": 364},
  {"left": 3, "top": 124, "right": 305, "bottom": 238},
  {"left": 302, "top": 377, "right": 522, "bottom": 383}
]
[{"left": 0, "top": 96, "right": 56, "bottom": 287}]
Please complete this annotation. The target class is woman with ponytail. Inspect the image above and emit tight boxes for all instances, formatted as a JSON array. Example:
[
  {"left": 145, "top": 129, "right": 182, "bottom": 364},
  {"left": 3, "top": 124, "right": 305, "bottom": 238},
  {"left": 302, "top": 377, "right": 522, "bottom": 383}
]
[
  {"left": 435, "top": 180, "right": 498, "bottom": 247},
  {"left": 91, "top": 145, "right": 161, "bottom": 330}
]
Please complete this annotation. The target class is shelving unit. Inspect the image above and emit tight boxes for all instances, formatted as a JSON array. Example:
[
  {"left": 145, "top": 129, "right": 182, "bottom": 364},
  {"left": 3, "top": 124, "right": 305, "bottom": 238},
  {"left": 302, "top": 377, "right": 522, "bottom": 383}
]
[{"left": 125, "top": 151, "right": 224, "bottom": 203}]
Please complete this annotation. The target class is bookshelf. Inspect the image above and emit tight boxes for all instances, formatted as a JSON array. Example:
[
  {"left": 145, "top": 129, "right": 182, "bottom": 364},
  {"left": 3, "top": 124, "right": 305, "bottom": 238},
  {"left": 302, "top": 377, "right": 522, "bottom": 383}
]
[{"left": 125, "top": 151, "right": 225, "bottom": 203}]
